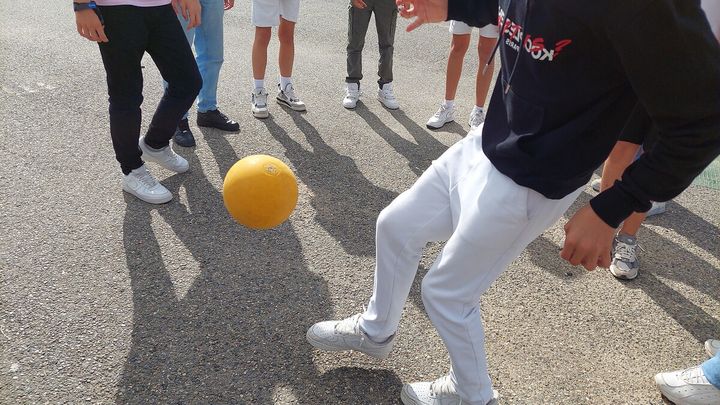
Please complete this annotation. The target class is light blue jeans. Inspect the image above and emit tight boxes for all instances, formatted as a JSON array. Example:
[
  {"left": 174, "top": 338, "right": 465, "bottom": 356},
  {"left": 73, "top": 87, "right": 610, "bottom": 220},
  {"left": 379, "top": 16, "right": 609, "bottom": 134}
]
[
  {"left": 702, "top": 351, "right": 720, "bottom": 389},
  {"left": 172, "top": 0, "right": 225, "bottom": 118}
]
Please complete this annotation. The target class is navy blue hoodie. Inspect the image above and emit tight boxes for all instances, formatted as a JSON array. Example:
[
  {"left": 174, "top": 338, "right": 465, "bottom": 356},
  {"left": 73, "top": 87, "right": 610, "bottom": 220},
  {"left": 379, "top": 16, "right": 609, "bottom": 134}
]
[{"left": 448, "top": 0, "right": 720, "bottom": 227}]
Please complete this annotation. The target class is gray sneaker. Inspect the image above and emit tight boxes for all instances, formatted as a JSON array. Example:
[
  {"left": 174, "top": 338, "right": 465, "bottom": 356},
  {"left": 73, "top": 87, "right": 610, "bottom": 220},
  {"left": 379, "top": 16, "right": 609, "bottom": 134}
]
[
  {"left": 609, "top": 233, "right": 639, "bottom": 280},
  {"left": 706, "top": 339, "right": 720, "bottom": 357},
  {"left": 277, "top": 83, "right": 306, "bottom": 111},
  {"left": 306, "top": 313, "right": 394, "bottom": 359},
  {"left": 401, "top": 375, "right": 499, "bottom": 405},
  {"left": 252, "top": 87, "right": 269, "bottom": 118}
]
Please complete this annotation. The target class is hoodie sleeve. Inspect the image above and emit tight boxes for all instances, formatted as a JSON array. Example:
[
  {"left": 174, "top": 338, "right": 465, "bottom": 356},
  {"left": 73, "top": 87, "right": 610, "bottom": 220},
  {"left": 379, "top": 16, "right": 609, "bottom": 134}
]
[
  {"left": 447, "top": 0, "right": 498, "bottom": 28},
  {"left": 589, "top": 0, "right": 720, "bottom": 228}
]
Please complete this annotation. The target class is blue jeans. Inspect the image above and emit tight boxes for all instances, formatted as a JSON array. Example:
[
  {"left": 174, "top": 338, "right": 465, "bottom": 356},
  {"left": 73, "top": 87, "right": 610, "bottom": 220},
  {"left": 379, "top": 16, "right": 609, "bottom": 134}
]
[
  {"left": 174, "top": 0, "right": 225, "bottom": 117},
  {"left": 702, "top": 351, "right": 720, "bottom": 389}
]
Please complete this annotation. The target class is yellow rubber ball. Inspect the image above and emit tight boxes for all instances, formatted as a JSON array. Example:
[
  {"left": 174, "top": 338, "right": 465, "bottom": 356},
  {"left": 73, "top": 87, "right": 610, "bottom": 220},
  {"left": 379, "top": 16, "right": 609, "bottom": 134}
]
[{"left": 222, "top": 155, "right": 298, "bottom": 229}]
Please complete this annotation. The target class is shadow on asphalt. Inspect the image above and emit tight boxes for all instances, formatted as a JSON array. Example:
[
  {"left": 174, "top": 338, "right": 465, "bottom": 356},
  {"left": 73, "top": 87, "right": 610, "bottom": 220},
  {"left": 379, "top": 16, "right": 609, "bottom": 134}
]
[
  {"left": 354, "top": 103, "right": 450, "bottom": 176},
  {"left": 528, "top": 190, "right": 720, "bottom": 343},
  {"left": 116, "top": 129, "right": 402, "bottom": 403},
  {"left": 261, "top": 113, "right": 398, "bottom": 257}
]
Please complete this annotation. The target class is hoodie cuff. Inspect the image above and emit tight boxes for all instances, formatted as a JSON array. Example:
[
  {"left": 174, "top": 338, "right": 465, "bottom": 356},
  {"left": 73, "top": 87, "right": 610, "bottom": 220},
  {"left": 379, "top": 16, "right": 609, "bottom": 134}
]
[{"left": 589, "top": 185, "right": 644, "bottom": 229}]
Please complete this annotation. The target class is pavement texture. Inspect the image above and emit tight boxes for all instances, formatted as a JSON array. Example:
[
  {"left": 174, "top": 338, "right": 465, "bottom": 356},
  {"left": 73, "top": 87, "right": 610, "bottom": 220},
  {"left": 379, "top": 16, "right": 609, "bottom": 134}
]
[{"left": 1, "top": 1, "right": 719, "bottom": 404}]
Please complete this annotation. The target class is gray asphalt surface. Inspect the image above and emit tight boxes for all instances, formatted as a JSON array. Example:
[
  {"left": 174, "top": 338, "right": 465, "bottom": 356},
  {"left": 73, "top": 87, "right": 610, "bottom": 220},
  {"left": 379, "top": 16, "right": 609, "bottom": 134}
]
[{"left": 1, "top": 1, "right": 719, "bottom": 404}]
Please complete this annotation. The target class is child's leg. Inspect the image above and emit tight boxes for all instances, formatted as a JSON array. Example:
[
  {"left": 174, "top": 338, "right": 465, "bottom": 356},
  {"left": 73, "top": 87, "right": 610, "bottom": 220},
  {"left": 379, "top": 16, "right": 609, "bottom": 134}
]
[
  {"left": 97, "top": 6, "right": 149, "bottom": 174},
  {"left": 144, "top": 6, "right": 202, "bottom": 149},
  {"left": 420, "top": 146, "right": 583, "bottom": 404},
  {"left": 475, "top": 34, "right": 496, "bottom": 108},
  {"left": 252, "top": 27, "right": 272, "bottom": 82},
  {"left": 444, "top": 34, "right": 470, "bottom": 101},
  {"left": 193, "top": 0, "right": 225, "bottom": 112},
  {"left": 278, "top": 18, "right": 295, "bottom": 78},
  {"left": 374, "top": 0, "right": 397, "bottom": 86},
  {"left": 346, "top": 1, "right": 373, "bottom": 84}
]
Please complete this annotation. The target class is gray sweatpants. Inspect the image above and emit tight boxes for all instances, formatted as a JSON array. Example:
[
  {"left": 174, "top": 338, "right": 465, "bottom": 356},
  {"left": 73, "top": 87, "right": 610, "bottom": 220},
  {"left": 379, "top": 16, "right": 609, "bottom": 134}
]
[{"left": 346, "top": 0, "right": 397, "bottom": 86}]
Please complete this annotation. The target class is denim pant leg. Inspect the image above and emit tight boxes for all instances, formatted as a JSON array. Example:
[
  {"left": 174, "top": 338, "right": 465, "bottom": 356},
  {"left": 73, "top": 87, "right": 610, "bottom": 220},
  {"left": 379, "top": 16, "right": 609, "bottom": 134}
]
[
  {"left": 144, "top": 5, "right": 202, "bottom": 149},
  {"left": 702, "top": 351, "right": 720, "bottom": 389},
  {"left": 194, "top": 0, "right": 225, "bottom": 112}
]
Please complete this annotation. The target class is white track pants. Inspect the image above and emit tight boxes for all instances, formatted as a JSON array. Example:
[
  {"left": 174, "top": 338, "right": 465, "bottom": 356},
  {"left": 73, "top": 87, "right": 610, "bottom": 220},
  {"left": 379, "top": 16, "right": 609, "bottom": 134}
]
[{"left": 359, "top": 126, "right": 583, "bottom": 405}]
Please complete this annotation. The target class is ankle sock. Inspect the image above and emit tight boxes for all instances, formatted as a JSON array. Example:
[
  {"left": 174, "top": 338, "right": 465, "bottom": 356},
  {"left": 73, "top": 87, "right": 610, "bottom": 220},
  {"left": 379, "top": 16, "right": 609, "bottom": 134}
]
[
  {"left": 443, "top": 99, "right": 455, "bottom": 108},
  {"left": 254, "top": 79, "right": 265, "bottom": 90},
  {"left": 280, "top": 76, "right": 292, "bottom": 90}
]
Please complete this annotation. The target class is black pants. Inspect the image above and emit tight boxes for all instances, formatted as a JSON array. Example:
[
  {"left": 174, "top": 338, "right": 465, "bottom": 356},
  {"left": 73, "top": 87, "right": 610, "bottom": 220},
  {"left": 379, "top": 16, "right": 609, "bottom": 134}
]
[{"left": 98, "top": 5, "right": 202, "bottom": 175}]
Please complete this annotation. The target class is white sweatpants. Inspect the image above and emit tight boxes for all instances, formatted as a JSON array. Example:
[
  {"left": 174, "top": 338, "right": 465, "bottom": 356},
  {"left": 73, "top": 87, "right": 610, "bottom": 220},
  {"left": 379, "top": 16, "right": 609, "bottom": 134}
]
[{"left": 359, "top": 126, "right": 583, "bottom": 405}]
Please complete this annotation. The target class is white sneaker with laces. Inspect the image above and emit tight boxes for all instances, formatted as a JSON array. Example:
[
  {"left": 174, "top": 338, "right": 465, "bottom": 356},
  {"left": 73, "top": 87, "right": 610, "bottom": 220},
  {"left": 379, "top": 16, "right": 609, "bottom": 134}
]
[
  {"left": 426, "top": 104, "right": 455, "bottom": 129},
  {"left": 306, "top": 313, "right": 395, "bottom": 359},
  {"left": 252, "top": 87, "right": 269, "bottom": 118},
  {"left": 378, "top": 83, "right": 399, "bottom": 110},
  {"left": 343, "top": 82, "right": 360, "bottom": 109},
  {"left": 609, "top": 233, "right": 639, "bottom": 280},
  {"left": 655, "top": 365, "right": 720, "bottom": 405},
  {"left": 400, "top": 375, "right": 499, "bottom": 405},
  {"left": 591, "top": 178, "right": 602, "bottom": 192},
  {"left": 706, "top": 339, "right": 720, "bottom": 357},
  {"left": 139, "top": 136, "right": 189, "bottom": 173},
  {"left": 468, "top": 107, "right": 486, "bottom": 129},
  {"left": 277, "top": 83, "right": 306, "bottom": 111},
  {"left": 122, "top": 165, "right": 172, "bottom": 204}
]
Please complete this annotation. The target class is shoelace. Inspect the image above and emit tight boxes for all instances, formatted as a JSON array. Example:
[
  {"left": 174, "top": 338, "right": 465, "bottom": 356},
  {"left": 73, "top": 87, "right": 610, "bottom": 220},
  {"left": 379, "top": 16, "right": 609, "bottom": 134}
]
[
  {"left": 430, "top": 375, "right": 456, "bottom": 396},
  {"left": 334, "top": 313, "right": 362, "bottom": 335},
  {"left": 433, "top": 105, "right": 450, "bottom": 118},
  {"left": 254, "top": 91, "right": 268, "bottom": 107},
  {"left": 134, "top": 168, "right": 158, "bottom": 189},
  {"left": 284, "top": 85, "right": 300, "bottom": 102},
  {"left": 613, "top": 240, "right": 637, "bottom": 262},
  {"left": 680, "top": 367, "right": 710, "bottom": 384},
  {"left": 469, "top": 110, "right": 485, "bottom": 127},
  {"left": 381, "top": 85, "right": 397, "bottom": 101},
  {"left": 345, "top": 87, "right": 361, "bottom": 99}
]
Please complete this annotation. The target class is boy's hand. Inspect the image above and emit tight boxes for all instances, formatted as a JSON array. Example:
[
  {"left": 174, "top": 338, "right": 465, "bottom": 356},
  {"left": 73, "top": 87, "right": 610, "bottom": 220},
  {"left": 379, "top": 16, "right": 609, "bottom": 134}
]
[
  {"left": 395, "top": 0, "right": 448, "bottom": 32},
  {"left": 560, "top": 205, "right": 615, "bottom": 271},
  {"left": 224, "top": 0, "right": 235, "bottom": 10},
  {"left": 351, "top": 0, "right": 367, "bottom": 9},
  {"left": 76, "top": 9, "right": 108, "bottom": 42},
  {"left": 172, "top": 0, "right": 202, "bottom": 29}
]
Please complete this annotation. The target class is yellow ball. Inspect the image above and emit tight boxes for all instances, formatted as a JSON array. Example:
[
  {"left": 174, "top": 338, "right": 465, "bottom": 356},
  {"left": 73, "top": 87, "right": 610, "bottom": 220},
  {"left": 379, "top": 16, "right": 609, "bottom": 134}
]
[{"left": 222, "top": 155, "right": 298, "bottom": 229}]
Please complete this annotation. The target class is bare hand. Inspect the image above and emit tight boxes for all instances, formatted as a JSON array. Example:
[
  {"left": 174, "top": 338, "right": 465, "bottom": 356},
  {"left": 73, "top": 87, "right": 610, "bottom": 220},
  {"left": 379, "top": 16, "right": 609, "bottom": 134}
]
[
  {"left": 224, "top": 0, "right": 235, "bottom": 10},
  {"left": 172, "top": 0, "right": 202, "bottom": 29},
  {"left": 76, "top": 9, "right": 108, "bottom": 42},
  {"left": 351, "top": 0, "right": 367, "bottom": 9},
  {"left": 395, "top": 0, "right": 448, "bottom": 32},
  {"left": 560, "top": 205, "right": 616, "bottom": 271}
]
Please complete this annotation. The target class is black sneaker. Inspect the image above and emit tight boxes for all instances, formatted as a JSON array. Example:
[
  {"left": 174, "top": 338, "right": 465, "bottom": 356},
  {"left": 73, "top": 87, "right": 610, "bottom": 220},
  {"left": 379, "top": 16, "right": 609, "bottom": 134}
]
[
  {"left": 197, "top": 109, "right": 240, "bottom": 132},
  {"left": 173, "top": 118, "right": 196, "bottom": 147}
]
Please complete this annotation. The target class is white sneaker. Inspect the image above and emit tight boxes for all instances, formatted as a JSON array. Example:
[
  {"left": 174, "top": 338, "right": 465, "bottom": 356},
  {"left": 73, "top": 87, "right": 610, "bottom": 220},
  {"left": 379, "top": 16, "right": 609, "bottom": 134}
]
[
  {"left": 122, "top": 165, "right": 172, "bottom": 204},
  {"left": 343, "top": 82, "right": 360, "bottom": 109},
  {"left": 377, "top": 83, "right": 399, "bottom": 110},
  {"left": 647, "top": 201, "right": 667, "bottom": 217},
  {"left": 706, "top": 339, "right": 720, "bottom": 357},
  {"left": 401, "top": 375, "right": 499, "bottom": 405},
  {"left": 609, "top": 233, "right": 639, "bottom": 280},
  {"left": 591, "top": 178, "right": 602, "bottom": 192},
  {"left": 139, "top": 136, "right": 189, "bottom": 173},
  {"left": 306, "top": 313, "right": 395, "bottom": 359},
  {"left": 468, "top": 107, "right": 486, "bottom": 129},
  {"left": 251, "top": 87, "right": 269, "bottom": 118},
  {"left": 426, "top": 104, "right": 455, "bottom": 129},
  {"left": 277, "top": 83, "right": 306, "bottom": 111},
  {"left": 655, "top": 365, "right": 720, "bottom": 405}
]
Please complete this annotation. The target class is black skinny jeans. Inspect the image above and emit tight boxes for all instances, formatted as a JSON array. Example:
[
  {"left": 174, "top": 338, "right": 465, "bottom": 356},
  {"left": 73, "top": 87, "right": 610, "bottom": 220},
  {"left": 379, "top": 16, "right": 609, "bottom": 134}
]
[{"left": 98, "top": 5, "right": 202, "bottom": 174}]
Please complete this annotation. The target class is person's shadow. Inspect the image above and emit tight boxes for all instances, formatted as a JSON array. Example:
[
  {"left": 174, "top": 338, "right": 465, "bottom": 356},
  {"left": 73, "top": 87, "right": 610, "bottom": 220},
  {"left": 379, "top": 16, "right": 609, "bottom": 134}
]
[
  {"left": 116, "top": 130, "right": 402, "bottom": 403},
  {"left": 260, "top": 112, "right": 398, "bottom": 258},
  {"left": 527, "top": 190, "right": 720, "bottom": 342}
]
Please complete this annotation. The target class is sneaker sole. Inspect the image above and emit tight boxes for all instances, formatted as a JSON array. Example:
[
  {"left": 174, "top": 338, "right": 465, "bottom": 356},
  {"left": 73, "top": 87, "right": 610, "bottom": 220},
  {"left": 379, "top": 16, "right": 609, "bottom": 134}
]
[
  {"left": 426, "top": 119, "right": 453, "bottom": 129},
  {"left": 400, "top": 385, "right": 421, "bottom": 405},
  {"left": 252, "top": 108, "right": 269, "bottom": 119},
  {"left": 277, "top": 97, "right": 306, "bottom": 111},
  {"left": 609, "top": 269, "right": 638, "bottom": 280},
  {"left": 122, "top": 185, "right": 172, "bottom": 204},
  {"left": 196, "top": 122, "right": 240, "bottom": 132},
  {"left": 305, "top": 328, "right": 390, "bottom": 360},
  {"left": 378, "top": 97, "right": 399, "bottom": 110}
]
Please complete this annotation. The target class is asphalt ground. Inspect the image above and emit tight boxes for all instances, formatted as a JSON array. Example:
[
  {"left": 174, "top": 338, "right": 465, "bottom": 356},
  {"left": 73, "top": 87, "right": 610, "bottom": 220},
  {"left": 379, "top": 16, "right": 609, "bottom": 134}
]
[{"left": 1, "top": 1, "right": 719, "bottom": 404}]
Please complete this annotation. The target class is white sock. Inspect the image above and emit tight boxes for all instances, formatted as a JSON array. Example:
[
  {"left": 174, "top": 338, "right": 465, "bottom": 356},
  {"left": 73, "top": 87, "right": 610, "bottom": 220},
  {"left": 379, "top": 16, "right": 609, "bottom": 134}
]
[
  {"left": 473, "top": 105, "right": 484, "bottom": 113},
  {"left": 280, "top": 76, "right": 292, "bottom": 90},
  {"left": 443, "top": 99, "right": 455, "bottom": 108},
  {"left": 254, "top": 79, "right": 265, "bottom": 90}
]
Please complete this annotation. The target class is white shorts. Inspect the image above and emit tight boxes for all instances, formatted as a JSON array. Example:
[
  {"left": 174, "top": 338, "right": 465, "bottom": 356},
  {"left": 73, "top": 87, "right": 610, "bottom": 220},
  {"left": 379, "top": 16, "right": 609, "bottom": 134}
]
[
  {"left": 252, "top": 0, "right": 300, "bottom": 27},
  {"left": 449, "top": 20, "right": 499, "bottom": 38}
]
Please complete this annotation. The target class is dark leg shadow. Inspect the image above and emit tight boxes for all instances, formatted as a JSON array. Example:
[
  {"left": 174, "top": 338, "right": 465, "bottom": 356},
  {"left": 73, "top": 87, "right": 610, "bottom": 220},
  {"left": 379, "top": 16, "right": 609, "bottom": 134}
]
[
  {"left": 117, "top": 141, "right": 401, "bottom": 403},
  {"left": 260, "top": 113, "right": 398, "bottom": 257},
  {"left": 354, "top": 103, "right": 449, "bottom": 176}
]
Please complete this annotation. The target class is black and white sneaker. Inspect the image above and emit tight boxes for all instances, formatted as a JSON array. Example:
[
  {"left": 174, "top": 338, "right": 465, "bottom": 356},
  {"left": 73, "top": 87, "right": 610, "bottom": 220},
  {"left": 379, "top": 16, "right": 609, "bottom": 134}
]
[
  {"left": 276, "top": 83, "right": 306, "bottom": 111},
  {"left": 173, "top": 118, "right": 196, "bottom": 147},
  {"left": 197, "top": 109, "right": 239, "bottom": 132}
]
